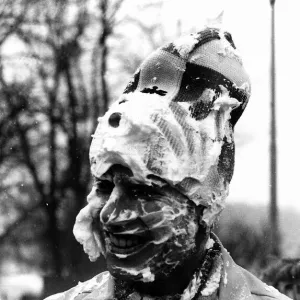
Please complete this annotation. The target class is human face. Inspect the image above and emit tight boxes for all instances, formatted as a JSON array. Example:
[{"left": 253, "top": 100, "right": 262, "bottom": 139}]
[{"left": 91, "top": 165, "right": 207, "bottom": 282}]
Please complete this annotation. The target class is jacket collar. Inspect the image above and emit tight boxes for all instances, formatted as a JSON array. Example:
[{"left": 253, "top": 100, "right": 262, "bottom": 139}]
[
  {"left": 218, "top": 245, "right": 253, "bottom": 300},
  {"left": 209, "top": 233, "right": 253, "bottom": 300}
]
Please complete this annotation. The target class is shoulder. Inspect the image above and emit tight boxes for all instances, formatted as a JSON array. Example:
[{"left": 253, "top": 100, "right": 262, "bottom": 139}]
[
  {"left": 217, "top": 238, "right": 292, "bottom": 300},
  {"left": 44, "top": 271, "right": 115, "bottom": 300},
  {"left": 240, "top": 267, "right": 292, "bottom": 300}
]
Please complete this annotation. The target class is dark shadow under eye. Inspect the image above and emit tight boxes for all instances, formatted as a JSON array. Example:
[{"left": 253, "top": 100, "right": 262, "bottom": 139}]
[{"left": 95, "top": 179, "right": 114, "bottom": 195}]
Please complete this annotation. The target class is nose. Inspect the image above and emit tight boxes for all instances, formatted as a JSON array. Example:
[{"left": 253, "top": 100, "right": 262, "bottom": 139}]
[{"left": 99, "top": 183, "right": 138, "bottom": 226}]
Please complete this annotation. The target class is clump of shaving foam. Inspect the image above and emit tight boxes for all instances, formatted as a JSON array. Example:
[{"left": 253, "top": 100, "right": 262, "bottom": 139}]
[{"left": 73, "top": 188, "right": 106, "bottom": 261}]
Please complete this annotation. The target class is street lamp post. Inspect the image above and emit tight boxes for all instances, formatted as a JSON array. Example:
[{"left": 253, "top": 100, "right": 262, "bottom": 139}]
[{"left": 270, "top": 0, "right": 280, "bottom": 257}]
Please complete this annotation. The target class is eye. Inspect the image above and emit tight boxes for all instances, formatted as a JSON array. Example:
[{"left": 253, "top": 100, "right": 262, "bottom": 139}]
[{"left": 94, "top": 178, "right": 114, "bottom": 195}]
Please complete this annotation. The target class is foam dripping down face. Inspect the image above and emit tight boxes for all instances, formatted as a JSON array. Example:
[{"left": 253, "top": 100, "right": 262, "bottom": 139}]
[
  {"left": 91, "top": 165, "right": 206, "bottom": 282},
  {"left": 73, "top": 88, "right": 239, "bottom": 282}
]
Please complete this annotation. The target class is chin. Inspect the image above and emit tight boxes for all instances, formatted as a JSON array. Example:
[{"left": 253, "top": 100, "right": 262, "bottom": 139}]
[{"left": 104, "top": 233, "right": 198, "bottom": 283}]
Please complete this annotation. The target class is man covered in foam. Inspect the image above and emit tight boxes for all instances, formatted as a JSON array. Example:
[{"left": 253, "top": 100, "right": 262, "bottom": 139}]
[{"left": 45, "top": 27, "right": 291, "bottom": 300}]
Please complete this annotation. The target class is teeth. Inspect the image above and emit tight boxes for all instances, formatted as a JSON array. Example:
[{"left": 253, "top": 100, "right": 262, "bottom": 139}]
[
  {"left": 119, "top": 238, "right": 126, "bottom": 247},
  {"left": 107, "top": 233, "right": 142, "bottom": 248}
]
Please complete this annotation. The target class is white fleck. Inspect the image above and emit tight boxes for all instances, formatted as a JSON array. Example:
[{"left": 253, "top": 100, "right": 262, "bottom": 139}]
[
  {"left": 223, "top": 271, "right": 228, "bottom": 285},
  {"left": 174, "top": 240, "right": 183, "bottom": 247}
]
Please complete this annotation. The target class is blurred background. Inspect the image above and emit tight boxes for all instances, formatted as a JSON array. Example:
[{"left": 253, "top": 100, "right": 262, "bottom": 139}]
[{"left": 1, "top": 0, "right": 300, "bottom": 299}]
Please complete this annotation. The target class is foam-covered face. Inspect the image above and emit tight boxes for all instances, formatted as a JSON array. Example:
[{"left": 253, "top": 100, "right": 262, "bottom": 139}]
[
  {"left": 89, "top": 91, "right": 238, "bottom": 226},
  {"left": 84, "top": 165, "right": 206, "bottom": 282}
]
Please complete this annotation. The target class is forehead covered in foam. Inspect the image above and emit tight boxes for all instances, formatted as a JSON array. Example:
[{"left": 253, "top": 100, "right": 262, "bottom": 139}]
[{"left": 92, "top": 93, "right": 215, "bottom": 181}]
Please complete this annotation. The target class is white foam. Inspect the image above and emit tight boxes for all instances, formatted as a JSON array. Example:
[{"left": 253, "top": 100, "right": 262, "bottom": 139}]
[
  {"left": 115, "top": 266, "right": 155, "bottom": 283},
  {"left": 201, "top": 263, "right": 222, "bottom": 296},
  {"left": 205, "top": 238, "right": 215, "bottom": 250},
  {"left": 172, "top": 34, "right": 200, "bottom": 59}
]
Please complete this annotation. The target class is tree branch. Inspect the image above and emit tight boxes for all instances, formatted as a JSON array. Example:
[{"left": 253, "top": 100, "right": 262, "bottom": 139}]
[
  {"left": 0, "top": 201, "right": 43, "bottom": 243},
  {"left": 0, "top": 63, "right": 46, "bottom": 201}
]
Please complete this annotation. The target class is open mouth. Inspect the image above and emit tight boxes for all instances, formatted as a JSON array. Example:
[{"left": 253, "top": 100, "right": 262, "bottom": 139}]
[{"left": 105, "top": 231, "right": 150, "bottom": 255}]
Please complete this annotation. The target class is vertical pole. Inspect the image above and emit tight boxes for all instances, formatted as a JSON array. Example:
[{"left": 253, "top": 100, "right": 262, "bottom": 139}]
[{"left": 270, "top": 0, "right": 280, "bottom": 257}]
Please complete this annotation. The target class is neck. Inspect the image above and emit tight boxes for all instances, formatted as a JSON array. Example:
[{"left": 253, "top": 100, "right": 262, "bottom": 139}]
[{"left": 133, "top": 250, "right": 204, "bottom": 296}]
